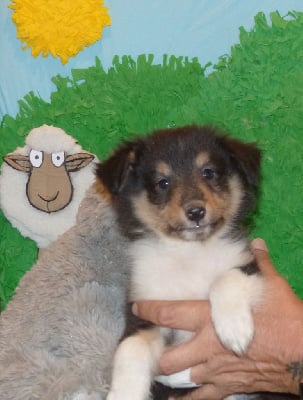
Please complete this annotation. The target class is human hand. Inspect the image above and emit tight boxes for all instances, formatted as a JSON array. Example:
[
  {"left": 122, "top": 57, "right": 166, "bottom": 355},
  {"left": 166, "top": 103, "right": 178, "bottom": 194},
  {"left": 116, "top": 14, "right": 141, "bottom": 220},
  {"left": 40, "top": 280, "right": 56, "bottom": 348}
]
[{"left": 133, "top": 239, "right": 303, "bottom": 399}]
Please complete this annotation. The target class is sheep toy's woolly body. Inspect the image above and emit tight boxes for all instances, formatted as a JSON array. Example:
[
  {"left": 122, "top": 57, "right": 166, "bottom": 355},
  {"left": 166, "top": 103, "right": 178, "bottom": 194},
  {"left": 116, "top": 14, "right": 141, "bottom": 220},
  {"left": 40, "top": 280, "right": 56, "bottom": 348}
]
[
  {"left": 0, "top": 125, "right": 97, "bottom": 248},
  {"left": 0, "top": 185, "right": 129, "bottom": 400}
]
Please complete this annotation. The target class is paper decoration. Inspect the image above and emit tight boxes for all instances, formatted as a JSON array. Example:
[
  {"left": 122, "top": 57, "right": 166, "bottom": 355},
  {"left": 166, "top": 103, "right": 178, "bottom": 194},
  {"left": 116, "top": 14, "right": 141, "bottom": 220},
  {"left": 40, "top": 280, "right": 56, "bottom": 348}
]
[{"left": 9, "top": 0, "right": 111, "bottom": 64}]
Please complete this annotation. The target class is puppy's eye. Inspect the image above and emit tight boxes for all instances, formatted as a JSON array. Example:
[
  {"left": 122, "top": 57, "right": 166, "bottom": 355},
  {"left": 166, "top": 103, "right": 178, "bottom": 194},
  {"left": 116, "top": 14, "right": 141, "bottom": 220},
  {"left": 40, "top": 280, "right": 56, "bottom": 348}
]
[
  {"left": 157, "top": 178, "right": 170, "bottom": 190},
  {"left": 202, "top": 168, "right": 215, "bottom": 180}
]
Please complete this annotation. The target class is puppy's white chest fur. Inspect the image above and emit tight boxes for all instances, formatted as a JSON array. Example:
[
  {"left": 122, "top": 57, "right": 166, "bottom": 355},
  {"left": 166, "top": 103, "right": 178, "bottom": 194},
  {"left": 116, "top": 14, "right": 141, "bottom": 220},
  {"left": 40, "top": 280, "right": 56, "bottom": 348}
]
[{"left": 129, "top": 234, "right": 252, "bottom": 301}]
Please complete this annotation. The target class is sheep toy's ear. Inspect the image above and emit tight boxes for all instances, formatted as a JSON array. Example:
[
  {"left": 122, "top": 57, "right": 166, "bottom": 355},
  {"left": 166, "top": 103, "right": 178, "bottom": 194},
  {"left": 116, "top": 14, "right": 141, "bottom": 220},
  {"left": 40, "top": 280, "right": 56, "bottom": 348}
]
[
  {"left": 4, "top": 154, "right": 31, "bottom": 173},
  {"left": 65, "top": 153, "right": 94, "bottom": 172}
]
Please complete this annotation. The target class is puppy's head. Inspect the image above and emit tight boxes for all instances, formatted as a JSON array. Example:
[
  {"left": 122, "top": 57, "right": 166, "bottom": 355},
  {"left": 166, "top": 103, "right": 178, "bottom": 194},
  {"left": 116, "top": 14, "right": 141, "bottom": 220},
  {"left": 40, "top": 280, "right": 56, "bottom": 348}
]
[{"left": 97, "top": 125, "right": 261, "bottom": 241}]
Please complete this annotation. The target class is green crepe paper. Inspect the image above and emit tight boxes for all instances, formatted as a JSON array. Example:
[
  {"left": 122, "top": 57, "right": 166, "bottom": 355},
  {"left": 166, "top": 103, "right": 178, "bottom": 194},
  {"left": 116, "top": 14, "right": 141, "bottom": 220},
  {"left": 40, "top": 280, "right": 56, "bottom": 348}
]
[{"left": 0, "top": 11, "right": 303, "bottom": 309}]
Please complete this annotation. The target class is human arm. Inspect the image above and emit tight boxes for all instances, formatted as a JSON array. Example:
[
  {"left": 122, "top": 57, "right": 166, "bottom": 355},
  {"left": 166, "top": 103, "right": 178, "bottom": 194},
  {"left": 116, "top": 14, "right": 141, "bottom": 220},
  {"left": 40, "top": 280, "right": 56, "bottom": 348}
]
[{"left": 133, "top": 239, "right": 303, "bottom": 399}]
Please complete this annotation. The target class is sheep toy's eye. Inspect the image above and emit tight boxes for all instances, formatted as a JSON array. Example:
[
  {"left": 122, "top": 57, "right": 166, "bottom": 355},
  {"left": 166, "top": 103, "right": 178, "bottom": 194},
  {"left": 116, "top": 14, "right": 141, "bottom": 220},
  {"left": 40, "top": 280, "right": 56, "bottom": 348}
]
[
  {"left": 29, "top": 149, "right": 43, "bottom": 168},
  {"left": 52, "top": 151, "right": 65, "bottom": 167}
]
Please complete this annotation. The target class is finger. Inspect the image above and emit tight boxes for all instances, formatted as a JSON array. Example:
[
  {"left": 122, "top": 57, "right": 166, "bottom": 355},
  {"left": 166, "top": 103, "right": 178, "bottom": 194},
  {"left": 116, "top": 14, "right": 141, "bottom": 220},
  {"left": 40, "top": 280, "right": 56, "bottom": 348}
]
[
  {"left": 160, "top": 334, "right": 217, "bottom": 375},
  {"left": 133, "top": 300, "right": 210, "bottom": 331},
  {"left": 160, "top": 341, "right": 198, "bottom": 374},
  {"left": 190, "top": 363, "right": 208, "bottom": 385},
  {"left": 251, "top": 238, "right": 278, "bottom": 277}
]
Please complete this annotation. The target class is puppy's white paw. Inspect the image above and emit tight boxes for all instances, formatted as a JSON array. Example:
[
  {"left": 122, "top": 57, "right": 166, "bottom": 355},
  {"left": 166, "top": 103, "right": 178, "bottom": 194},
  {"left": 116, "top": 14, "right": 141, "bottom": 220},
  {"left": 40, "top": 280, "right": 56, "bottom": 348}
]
[
  {"left": 210, "top": 268, "right": 262, "bottom": 354},
  {"left": 213, "top": 306, "right": 254, "bottom": 354}
]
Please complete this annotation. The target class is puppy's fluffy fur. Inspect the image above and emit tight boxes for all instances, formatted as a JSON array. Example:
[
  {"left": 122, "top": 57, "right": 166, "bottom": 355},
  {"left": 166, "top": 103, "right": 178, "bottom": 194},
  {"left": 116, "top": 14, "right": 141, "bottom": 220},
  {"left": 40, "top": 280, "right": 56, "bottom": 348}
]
[{"left": 97, "top": 125, "right": 264, "bottom": 400}]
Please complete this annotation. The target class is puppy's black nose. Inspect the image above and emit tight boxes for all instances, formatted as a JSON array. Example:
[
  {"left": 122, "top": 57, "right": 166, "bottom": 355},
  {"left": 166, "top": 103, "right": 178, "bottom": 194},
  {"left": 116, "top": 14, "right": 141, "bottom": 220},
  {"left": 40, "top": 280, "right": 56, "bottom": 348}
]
[{"left": 186, "top": 207, "right": 205, "bottom": 223}]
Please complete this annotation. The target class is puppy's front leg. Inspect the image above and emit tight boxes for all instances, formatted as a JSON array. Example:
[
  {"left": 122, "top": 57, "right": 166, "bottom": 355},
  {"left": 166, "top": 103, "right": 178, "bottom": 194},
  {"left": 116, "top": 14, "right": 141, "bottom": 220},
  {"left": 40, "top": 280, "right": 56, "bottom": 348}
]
[
  {"left": 209, "top": 266, "right": 263, "bottom": 355},
  {"left": 107, "top": 327, "right": 165, "bottom": 400}
]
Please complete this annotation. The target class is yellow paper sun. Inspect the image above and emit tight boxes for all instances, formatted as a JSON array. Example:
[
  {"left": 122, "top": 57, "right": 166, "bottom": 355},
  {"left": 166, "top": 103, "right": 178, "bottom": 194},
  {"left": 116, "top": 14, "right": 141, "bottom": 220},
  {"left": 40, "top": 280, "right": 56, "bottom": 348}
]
[{"left": 9, "top": 0, "right": 111, "bottom": 64}]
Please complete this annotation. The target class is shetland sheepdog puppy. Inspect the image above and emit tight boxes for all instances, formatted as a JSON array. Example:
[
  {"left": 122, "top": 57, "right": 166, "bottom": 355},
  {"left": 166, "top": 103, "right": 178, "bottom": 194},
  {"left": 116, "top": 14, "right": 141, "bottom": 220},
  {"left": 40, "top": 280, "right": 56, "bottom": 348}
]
[{"left": 97, "top": 125, "right": 264, "bottom": 400}]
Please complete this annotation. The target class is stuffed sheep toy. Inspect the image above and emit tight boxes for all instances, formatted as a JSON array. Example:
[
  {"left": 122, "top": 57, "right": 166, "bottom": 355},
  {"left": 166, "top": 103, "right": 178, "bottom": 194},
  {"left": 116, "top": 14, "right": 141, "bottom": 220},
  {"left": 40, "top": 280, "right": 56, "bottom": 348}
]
[
  {"left": 0, "top": 125, "right": 129, "bottom": 399},
  {"left": 0, "top": 182, "right": 129, "bottom": 400}
]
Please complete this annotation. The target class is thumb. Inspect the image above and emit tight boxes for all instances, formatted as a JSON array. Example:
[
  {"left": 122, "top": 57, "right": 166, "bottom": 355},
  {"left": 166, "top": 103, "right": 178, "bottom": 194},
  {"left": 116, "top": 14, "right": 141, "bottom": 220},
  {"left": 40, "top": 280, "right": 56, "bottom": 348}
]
[{"left": 251, "top": 238, "right": 278, "bottom": 277}]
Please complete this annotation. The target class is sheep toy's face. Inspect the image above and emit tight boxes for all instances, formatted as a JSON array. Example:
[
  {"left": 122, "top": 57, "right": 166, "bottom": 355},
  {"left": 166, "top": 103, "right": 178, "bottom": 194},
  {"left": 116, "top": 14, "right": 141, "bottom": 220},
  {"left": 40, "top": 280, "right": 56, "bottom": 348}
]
[
  {"left": 27, "top": 150, "right": 71, "bottom": 213},
  {"left": 4, "top": 149, "right": 94, "bottom": 213}
]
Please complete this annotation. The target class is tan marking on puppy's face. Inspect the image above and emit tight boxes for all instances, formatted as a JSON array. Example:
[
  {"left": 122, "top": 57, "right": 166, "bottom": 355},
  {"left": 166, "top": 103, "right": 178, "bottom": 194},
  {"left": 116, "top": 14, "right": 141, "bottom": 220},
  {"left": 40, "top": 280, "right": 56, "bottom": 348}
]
[
  {"left": 156, "top": 161, "right": 171, "bottom": 177},
  {"left": 224, "top": 175, "right": 244, "bottom": 220},
  {"left": 195, "top": 152, "right": 209, "bottom": 169},
  {"left": 131, "top": 190, "right": 182, "bottom": 238}
]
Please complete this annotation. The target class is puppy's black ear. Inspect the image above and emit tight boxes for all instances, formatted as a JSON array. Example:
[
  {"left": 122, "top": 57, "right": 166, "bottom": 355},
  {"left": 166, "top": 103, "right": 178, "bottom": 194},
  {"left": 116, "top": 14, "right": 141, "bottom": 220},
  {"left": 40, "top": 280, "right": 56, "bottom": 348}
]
[
  {"left": 96, "top": 141, "right": 142, "bottom": 194},
  {"left": 222, "top": 136, "right": 261, "bottom": 190}
]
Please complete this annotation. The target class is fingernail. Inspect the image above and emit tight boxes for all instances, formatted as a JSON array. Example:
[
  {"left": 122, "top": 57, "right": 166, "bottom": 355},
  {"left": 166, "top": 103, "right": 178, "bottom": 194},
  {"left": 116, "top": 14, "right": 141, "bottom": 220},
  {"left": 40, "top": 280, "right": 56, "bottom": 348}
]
[
  {"left": 132, "top": 303, "right": 138, "bottom": 316},
  {"left": 251, "top": 238, "right": 268, "bottom": 252}
]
